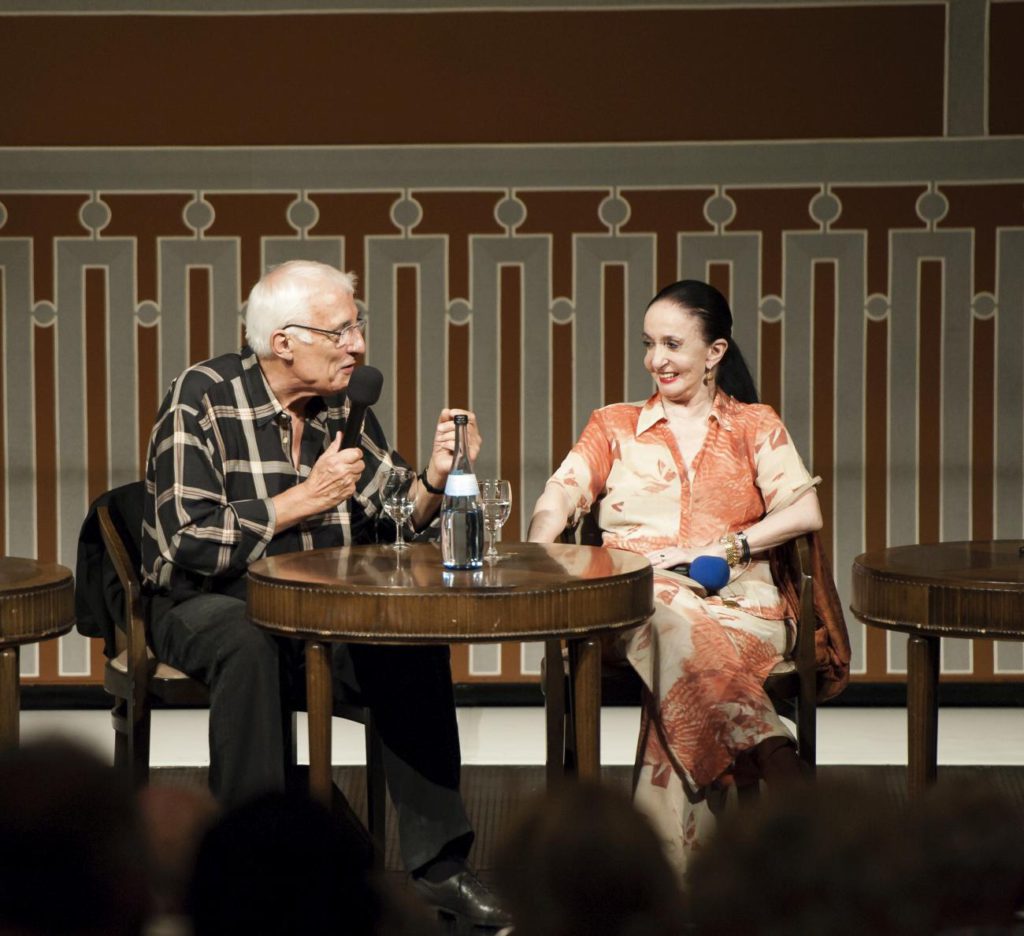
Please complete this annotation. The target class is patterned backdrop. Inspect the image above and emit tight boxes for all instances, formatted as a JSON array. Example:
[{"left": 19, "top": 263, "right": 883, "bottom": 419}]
[{"left": 1, "top": 0, "right": 1023, "bottom": 687}]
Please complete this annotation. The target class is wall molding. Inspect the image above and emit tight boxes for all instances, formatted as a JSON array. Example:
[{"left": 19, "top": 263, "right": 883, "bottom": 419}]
[{"left": 2, "top": 139, "right": 1023, "bottom": 190}]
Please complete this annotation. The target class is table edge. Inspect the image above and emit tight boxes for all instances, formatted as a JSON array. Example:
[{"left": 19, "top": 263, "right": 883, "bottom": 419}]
[
  {"left": 0, "top": 575, "right": 76, "bottom": 644},
  {"left": 851, "top": 608, "right": 1024, "bottom": 642},
  {"left": 248, "top": 610, "right": 654, "bottom": 643}
]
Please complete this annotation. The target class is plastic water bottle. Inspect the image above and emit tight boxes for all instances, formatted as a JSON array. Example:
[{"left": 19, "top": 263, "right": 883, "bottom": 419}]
[{"left": 441, "top": 414, "right": 484, "bottom": 569}]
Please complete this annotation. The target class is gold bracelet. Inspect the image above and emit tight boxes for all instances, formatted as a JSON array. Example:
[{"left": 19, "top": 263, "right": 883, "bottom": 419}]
[{"left": 719, "top": 533, "right": 742, "bottom": 567}]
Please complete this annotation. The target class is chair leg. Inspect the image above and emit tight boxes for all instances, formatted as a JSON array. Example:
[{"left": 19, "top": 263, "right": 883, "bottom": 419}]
[
  {"left": 111, "top": 692, "right": 151, "bottom": 786},
  {"left": 563, "top": 709, "right": 578, "bottom": 776},
  {"left": 543, "top": 639, "right": 568, "bottom": 784},
  {"left": 631, "top": 691, "right": 653, "bottom": 794},
  {"left": 562, "top": 642, "right": 580, "bottom": 778},
  {"left": 364, "top": 710, "right": 387, "bottom": 870},
  {"left": 797, "top": 675, "right": 817, "bottom": 773},
  {"left": 282, "top": 707, "right": 300, "bottom": 775},
  {"left": 128, "top": 698, "right": 152, "bottom": 787},
  {"left": 111, "top": 697, "right": 129, "bottom": 771}
]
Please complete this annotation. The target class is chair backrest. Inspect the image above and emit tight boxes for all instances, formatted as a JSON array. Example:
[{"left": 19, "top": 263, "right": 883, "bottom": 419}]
[
  {"left": 560, "top": 508, "right": 604, "bottom": 547},
  {"left": 94, "top": 485, "right": 150, "bottom": 673},
  {"left": 789, "top": 534, "right": 816, "bottom": 679},
  {"left": 74, "top": 481, "right": 146, "bottom": 657}
]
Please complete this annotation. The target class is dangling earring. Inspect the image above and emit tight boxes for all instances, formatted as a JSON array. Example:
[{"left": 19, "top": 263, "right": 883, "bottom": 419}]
[{"left": 703, "top": 367, "right": 713, "bottom": 387}]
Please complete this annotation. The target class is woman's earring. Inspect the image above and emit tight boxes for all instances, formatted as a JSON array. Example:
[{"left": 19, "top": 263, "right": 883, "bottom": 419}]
[{"left": 703, "top": 367, "right": 712, "bottom": 387}]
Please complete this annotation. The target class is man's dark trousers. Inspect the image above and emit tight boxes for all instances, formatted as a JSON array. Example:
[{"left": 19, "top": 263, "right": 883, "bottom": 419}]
[{"left": 149, "top": 590, "right": 473, "bottom": 871}]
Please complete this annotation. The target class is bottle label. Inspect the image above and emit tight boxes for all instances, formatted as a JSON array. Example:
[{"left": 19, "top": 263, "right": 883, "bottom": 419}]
[{"left": 444, "top": 473, "right": 479, "bottom": 497}]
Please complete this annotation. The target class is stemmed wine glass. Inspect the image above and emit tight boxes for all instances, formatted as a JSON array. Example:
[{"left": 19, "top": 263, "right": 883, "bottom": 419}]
[
  {"left": 382, "top": 466, "right": 416, "bottom": 550},
  {"left": 480, "top": 479, "right": 512, "bottom": 563}
]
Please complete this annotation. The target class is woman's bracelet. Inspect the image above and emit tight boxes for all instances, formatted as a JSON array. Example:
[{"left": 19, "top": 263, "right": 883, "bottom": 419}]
[
  {"left": 719, "top": 531, "right": 750, "bottom": 567},
  {"left": 418, "top": 469, "right": 445, "bottom": 496}
]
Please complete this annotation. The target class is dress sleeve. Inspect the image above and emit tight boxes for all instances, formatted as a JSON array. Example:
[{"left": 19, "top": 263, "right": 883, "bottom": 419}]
[
  {"left": 547, "top": 409, "right": 615, "bottom": 528},
  {"left": 753, "top": 408, "right": 819, "bottom": 515},
  {"left": 149, "top": 404, "right": 275, "bottom": 577}
]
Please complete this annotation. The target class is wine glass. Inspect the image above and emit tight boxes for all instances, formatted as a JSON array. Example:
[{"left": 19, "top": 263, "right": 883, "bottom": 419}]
[
  {"left": 382, "top": 466, "right": 416, "bottom": 550},
  {"left": 480, "top": 479, "right": 512, "bottom": 563}
]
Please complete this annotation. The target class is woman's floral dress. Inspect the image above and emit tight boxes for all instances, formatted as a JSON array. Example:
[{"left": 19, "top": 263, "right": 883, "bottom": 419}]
[{"left": 547, "top": 391, "right": 818, "bottom": 874}]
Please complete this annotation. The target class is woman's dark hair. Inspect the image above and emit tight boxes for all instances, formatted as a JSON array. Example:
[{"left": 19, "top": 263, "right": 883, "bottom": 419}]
[{"left": 647, "top": 279, "right": 759, "bottom": 404}]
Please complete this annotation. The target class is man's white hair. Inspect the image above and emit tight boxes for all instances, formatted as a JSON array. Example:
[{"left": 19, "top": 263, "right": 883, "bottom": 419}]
[{"left": 244, "top": 260, "right": 357, "bottom": 358}]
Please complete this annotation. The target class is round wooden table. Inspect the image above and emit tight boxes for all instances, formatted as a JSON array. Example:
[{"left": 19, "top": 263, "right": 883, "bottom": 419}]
[
  {"left": 0, "top": 557, "right": 76, "bottom": 747},
  {"left": 247, "top": 542, "right": 653, "bottom": 805},
  {"left": 851, "top": 540, "right": 1024, "bottom": 795}
]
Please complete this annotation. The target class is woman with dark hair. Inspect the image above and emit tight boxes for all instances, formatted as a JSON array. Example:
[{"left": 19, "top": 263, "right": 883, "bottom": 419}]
[{"left": 528, "top": 280, "right": 823, "bottom": 875}]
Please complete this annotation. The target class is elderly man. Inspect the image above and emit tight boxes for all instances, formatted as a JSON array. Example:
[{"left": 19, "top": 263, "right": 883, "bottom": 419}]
[{"left": 141, "top": 260, "right": 506, "bottom": 928}]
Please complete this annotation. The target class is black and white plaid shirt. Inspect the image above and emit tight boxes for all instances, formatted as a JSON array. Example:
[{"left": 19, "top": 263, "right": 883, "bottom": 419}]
[{"left": 141, "top": 346, "right": 408, "bottom": 600}]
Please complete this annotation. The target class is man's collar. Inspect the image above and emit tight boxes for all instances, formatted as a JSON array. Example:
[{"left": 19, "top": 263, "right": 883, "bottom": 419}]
[
  {"left": 241, "top": 346, "right": 327, "bottom": 428},
  {"left": 634, "top": 391, "right": 735, "bottom": 436}
]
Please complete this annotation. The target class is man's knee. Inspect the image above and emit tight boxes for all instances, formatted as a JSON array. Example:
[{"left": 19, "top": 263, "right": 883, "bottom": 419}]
[{"left": 158, "top": 593, "right": 278, "bottom": 675}]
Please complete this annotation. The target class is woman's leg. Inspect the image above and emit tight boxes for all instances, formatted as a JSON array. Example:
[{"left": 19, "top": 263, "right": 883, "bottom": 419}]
[{"left": 617, "top": 575, "right": 793, "bottom": 873}]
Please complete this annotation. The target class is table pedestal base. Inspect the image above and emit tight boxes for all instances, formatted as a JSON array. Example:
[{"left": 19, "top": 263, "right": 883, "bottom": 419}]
[
  {"left": 306, "top": 640, "right": 334, "bottom": 807},
  {"left": 907, "top": 633, "right": 940, "bottom": 796},
  {"left": 303, "top": 635, "right": 607, "bottom": 808},
  {"left": 1, "top": 645, "right": 20, "bottom": 748},
  {"left": 568, "top": 637, "right": 601, "bottom": 778}
]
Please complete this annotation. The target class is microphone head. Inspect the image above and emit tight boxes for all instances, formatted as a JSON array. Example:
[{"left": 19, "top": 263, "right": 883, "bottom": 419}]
[
  {"left": 346, "top": 365, "right": 384, "bottom": 407},
  {"left": 688, "top": 555, "right": 731, "bottom": 592}
]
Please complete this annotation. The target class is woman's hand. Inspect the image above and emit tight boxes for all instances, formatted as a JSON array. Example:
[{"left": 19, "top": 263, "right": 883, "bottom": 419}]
[
  {"left": 645, "top": 546, "right": 698, "bottom": 569},
  {"left": 645, "top": 541, "right": 728, "bottom": 569}
]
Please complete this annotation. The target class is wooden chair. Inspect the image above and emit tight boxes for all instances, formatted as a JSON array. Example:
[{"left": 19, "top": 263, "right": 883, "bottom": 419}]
[
  {"left": 95, "top": 492, "right": 388, "bottom": 860},
  {"left": 546, "top": 516, "right": 817, "bottom": 789}
]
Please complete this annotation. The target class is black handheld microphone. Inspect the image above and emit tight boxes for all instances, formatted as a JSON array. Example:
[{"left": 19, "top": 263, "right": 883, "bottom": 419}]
[{"left": 340, "top": 365, "right": 384, "bottom": 450}]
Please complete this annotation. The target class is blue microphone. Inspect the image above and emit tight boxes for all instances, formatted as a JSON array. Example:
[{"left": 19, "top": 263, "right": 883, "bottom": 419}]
[{"left": 671, "top": 555, "right": 731, "bottom": 593}]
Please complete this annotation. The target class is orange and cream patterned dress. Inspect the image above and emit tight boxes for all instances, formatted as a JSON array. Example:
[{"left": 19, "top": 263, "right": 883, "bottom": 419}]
[{"left": 548, "top": 391, "right": 818, "bottom": 874}]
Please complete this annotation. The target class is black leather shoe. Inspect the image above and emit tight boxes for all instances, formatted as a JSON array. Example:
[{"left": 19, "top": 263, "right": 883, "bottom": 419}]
[{"left": 412, "top": 867, "right": 512, "bottom": 929}]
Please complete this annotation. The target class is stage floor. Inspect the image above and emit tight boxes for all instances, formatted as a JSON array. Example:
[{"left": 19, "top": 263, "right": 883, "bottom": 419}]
[{"left": 19, "top": 705, "right": 1024, "bottom": 768}]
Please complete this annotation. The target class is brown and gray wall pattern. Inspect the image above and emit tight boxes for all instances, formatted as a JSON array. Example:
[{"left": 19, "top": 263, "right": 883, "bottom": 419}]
[{"left": 1, "top": 0, "right": 1022, "bottom": 686}]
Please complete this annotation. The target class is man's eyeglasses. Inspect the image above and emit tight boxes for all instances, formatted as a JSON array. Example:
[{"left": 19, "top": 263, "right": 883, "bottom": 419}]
[{"left": 284, "top": 317, "right": 367, "bottom": 348}]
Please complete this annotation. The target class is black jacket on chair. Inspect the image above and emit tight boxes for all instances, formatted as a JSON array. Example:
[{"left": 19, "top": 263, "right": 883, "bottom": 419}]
[{"left": 74, "top": 481, "right": 147, "bottom": 658}]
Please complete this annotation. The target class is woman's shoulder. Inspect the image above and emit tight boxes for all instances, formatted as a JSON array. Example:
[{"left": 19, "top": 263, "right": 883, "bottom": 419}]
[
  {"left": 594, "top": 399, "right": 647, "bottom": 417},
  {"left": 718, "top": 396, "right": 782, "bottom": 426},
  {"left": 588, "top": 399, "right": 649, "bottom": 431},
  {"left": 717, "top": 398, "right": 796, "bottom": 444}
]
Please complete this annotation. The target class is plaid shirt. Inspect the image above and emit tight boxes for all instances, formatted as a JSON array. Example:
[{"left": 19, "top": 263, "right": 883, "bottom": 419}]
[{"left": 141, "top": 347, "right": 408, "bottom": 599}]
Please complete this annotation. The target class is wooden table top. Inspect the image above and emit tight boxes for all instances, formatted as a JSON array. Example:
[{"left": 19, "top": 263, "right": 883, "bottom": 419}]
[
  {"left": 247, "top": 542, "right": 654, "bottom": 643},
  {"left": 0, "top": 556, "right": 76, "bottom": 645},
  {"left": 851, "top": 540, "right": 1024, "bottom": 640}
]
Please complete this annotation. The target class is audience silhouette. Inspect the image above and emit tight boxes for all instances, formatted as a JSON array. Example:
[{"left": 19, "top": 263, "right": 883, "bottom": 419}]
[
  {"left": 688, "top": 776, "right": 1024, "bottom": 936},
  {"left": 494, "top": 780, "right": 689, "bottom": 936},
  {"left": 0, "top": 739, "right": 151, "bottom": 936},
  {"left": 4, "top": 736, "right": 1023, "bottom": 936},
  {"left": 187, "top": 789, "right": 434, "bottom": 935}
]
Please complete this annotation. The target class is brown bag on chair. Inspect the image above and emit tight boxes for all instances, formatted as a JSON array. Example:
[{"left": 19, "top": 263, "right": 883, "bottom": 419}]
[{"left": 771, "top": 532, "right": 852, "bottom": 702}]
